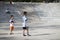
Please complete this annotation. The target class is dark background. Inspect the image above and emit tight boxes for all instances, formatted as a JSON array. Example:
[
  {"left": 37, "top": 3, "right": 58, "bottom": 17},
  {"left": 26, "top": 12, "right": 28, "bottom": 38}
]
[{"left": 0, "top": 0, "right": 60, "bottom": 2}]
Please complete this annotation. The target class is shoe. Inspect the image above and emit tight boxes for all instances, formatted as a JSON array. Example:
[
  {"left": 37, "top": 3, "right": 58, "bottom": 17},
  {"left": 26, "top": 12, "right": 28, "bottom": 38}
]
[
  {"left": 10, "top": 33, "right": 12, "bottom": 35},
  {"left": 27, "top": 34, "right": 31, "bottom": 36},
  {"left": 10, "top": 33, "right": 14, "bottom": 35},
  {"left": 23, "top": 34, "right": 26, "bottom": 36}
]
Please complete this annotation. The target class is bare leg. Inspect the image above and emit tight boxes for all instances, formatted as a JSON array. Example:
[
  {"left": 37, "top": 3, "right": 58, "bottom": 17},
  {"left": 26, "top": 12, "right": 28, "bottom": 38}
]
[
  {"left": 27, "top": 28, "right": 29, "bottom": 35},
  {"left": 23, "top": 29, "right": 26, "bottom": 36},
  {"left": 10, "top": 29, "right": 12, "bottom": 34},
  {"left": 10, "top": 27, "right": 12, "bottom": 33},
  {"left": 10, "top": 27, "right": 14, "bottom": 34},
  {"left": 27, "top": 28, "right": 31, "bottom": 36}
]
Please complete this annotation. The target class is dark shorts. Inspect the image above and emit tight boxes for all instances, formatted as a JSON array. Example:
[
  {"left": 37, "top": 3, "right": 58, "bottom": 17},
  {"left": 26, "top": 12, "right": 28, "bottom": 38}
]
[{"left": 23, "top": 27, "right": 28, "bottom": 29}]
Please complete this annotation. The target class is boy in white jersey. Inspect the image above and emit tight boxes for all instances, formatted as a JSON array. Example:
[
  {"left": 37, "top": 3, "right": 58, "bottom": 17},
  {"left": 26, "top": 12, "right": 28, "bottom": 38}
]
[
  {"left": 22, "top": 11, "right": 31, "bottom": 36},
  {"left": 9, "top": 15, "right": 14, "bottom": 34}
]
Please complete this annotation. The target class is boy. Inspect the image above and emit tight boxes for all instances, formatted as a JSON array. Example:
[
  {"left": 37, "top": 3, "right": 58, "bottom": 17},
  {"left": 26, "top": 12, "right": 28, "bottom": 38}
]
[{"left": 22, "top": 11, "right": 31, "bottom": 36}]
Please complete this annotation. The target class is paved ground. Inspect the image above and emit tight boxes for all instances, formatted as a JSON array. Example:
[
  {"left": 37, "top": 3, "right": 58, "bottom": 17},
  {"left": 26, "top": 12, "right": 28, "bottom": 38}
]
[
  {"left": 0, "top": 26, "right": 60, "bottom": 40},
  {"left": 0, "top": 2, "right": 60, "bottom": 40}
]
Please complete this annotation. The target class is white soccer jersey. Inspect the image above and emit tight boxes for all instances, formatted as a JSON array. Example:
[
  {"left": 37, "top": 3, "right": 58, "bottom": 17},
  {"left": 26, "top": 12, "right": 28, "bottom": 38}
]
[{"left": 22, "top": 16, "right": 27, "bottom": 27}]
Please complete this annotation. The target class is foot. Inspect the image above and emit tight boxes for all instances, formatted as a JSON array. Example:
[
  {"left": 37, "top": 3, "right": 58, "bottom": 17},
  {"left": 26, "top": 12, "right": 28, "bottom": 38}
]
[
  {"left": 27, "top": 34, "right": 31, "bottom": 36},
  {"left": 10, "top": 33, "right": 12, "bottom": 35},
  {"left": 10, "top": 33, "right": 14, "bottom": 35},
  {"left": 23, "top": 34, "right": 26, "bottom": 36}
]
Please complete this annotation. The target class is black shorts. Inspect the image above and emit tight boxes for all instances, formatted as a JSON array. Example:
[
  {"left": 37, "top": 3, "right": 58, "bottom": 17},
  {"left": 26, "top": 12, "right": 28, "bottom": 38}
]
[{"left": 23, "top": 27, "right": 28, "bottom": 29}]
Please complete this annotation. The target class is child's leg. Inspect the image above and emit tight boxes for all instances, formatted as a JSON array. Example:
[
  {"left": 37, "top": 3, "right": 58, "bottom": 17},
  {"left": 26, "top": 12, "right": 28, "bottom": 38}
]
[
  {"left": 23, "top": 29, "right": 25, "bottom": 35},
  {"left": 12, "top": 26, "right": 14, "bottom": 33},
  {"left": 10, "top": 27, "right": 12, "bottom": 34},
  {"left": 23, "top": 29, "right": 27, "bottom": 36},
  {"left": 27, "top": 28, "right": 29, "bottom": 34},
  {"left": 10, "top": 26, "right": 14, "bottom": 34},
  {"left": 26, "top": 27, "right": 31, "bottom": 36},
  {"left": 23, "top": 27, "right": 26, "bottom": 36},
  {"left": 10, "top": 26, "right": 12, "bottom": 33}
]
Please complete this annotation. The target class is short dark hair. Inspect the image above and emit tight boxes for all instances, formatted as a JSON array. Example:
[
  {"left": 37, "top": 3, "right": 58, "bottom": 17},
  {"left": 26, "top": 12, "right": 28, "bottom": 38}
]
[
  {"left": 11, "top": 15, "right": 13, "bottom": 17},
  {"left": 23, "top": 11, "right": 27, "bottom": 15},
  {"left": 10, "top": 15, "right": 14, "bottom": 18}
]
